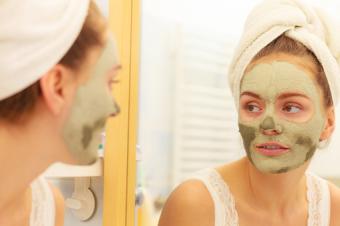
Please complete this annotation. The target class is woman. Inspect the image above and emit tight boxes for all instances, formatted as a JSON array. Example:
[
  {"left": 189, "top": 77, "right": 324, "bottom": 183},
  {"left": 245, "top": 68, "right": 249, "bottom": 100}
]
[
  {"left": 159, "top": 1, "right": 340, "bottom": 226},
  {"left": 0, "top": 0, "right": 120, "bottom": 225}
]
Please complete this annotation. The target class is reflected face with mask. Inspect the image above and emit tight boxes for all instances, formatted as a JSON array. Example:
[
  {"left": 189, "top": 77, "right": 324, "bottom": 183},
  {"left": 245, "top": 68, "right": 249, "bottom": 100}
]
[
  {"left": 62, "top": 37, "right": 121, "bottom": 165},
  {"left": 238, "top": 53, "right": 332, "bottom": 174}
]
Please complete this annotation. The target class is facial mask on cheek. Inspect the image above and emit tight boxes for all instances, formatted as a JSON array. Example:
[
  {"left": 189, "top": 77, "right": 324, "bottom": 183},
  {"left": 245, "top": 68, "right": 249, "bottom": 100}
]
[
  {"left": 62, "top": 38, "right": 120, "bottom": 165},
  {"left": 238, "top": 62, "right": 326, "bottom": 174}
]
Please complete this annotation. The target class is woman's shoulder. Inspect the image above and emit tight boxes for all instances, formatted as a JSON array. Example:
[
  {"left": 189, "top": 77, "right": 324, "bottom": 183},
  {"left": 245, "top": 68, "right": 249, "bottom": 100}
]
[
  {"left": 158, "top": 160, "right": 245, "bottom": 226},
  {"left": 48, "top": 183, "right": 64, "bottom": 226},
  {"left": 158, "top": 179, "right": 214, "bottom": 226}
]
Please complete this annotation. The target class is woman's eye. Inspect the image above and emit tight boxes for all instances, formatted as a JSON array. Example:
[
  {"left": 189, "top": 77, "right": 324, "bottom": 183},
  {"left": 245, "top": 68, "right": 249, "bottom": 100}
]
[
  {"left": 282, "top": 105, "right": 301, "bottom": 113},
  {"left": 246, "top": 104, "right": 261, "bottom": 112}
]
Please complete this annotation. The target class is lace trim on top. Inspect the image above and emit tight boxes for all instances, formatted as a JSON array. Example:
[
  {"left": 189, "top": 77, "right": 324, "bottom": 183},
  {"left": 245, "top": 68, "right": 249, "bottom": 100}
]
[
  {"left": 30, "top": 177, "right": 55, "bottom": 226},
  {"left": 207, "top": 169, "right": 239, "bottom": 226},
  {"left": 306, "top": 173, "right": 324, "bottom": 226},
  {"left": 206, "top": 170, "right": 327, "bottom": 226}
]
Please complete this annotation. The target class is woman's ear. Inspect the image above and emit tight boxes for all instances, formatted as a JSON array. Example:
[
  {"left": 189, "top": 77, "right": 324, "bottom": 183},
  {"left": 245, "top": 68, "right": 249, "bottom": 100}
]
[
  {"left": 320, "top": 106, "right": 335, "bottom": 141},
  {"left": 39, "top": 65, "right": 77, "bottom": 116}
]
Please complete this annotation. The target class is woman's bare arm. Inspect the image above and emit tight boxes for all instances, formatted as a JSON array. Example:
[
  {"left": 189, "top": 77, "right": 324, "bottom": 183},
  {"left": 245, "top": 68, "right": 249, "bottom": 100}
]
[{"left": 158, "top": 180, "right": 214, "bottom": 226}]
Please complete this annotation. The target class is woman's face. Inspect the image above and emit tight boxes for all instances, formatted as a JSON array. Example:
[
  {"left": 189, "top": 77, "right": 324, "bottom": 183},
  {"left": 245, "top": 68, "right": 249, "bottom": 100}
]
[
  {"left": 238, "top": 54, "right": 327, "bottom": 174},
  {"left": 62, "top": 36, "right": 121, "bottom": 165}
]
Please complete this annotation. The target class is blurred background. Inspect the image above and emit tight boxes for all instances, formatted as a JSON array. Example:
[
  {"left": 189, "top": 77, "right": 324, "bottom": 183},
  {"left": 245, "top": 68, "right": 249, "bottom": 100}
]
[{"left": 137, "top": 0, "right": 340, "bottom": 225}]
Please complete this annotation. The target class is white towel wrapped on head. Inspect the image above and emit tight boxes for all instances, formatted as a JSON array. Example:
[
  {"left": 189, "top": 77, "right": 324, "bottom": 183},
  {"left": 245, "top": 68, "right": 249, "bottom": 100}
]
[{"left": 228, "top": 0, "right": 340, "bottom": 108}]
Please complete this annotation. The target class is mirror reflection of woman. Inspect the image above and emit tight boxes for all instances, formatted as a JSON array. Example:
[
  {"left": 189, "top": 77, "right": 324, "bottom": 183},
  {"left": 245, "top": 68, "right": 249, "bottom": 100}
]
[
  {"left": 159, "top": 1, "right": 340, "bottom": 226},
  {"left": 0, "top": 1, "right": 120, "bottom": 225}
]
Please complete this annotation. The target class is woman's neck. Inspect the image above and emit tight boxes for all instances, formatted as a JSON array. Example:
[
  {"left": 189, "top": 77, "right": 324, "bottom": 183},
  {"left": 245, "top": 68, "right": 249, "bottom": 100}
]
[
  {"left": 244, "top": 157, "right": 308, "bottom": 212},
  {"left": 0, "top": 118, "right": 61, "bottom": 213},
  {"left": 0, "top": 186, "right": 32, "bottom": 226}
]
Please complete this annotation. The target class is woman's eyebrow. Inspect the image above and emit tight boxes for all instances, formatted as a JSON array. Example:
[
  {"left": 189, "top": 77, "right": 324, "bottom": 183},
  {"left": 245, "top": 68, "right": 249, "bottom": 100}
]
[
  {"left": 240, "top": 91, "right": 261, "bottom": 99},
  {"left": 278, "top": 92, "right": 309, "bottom": 99}
]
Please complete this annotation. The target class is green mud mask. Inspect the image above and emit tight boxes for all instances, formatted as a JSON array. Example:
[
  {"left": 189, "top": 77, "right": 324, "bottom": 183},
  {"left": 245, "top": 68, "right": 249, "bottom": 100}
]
[
  {"left": 63, "top": 38, "right": 120, "bottom": 165},
  {"left": 238, "top": 61, "right": 325, "bottom": 174}
]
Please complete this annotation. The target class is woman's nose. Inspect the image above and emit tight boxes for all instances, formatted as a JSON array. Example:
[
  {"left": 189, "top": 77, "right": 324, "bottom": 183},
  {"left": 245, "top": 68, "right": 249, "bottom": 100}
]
[
  {"left": 111, "top": 102, "right": 121, "bottom": 117},
  {"left": 260, "top": 117, "right": 282, "bottom": 136}
]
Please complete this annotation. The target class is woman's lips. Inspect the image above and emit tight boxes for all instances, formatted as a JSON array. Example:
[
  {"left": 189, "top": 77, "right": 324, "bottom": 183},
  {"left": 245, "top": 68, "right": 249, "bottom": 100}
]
[{"left": 255, "top": 142, "right": 290, "bottom": 156}]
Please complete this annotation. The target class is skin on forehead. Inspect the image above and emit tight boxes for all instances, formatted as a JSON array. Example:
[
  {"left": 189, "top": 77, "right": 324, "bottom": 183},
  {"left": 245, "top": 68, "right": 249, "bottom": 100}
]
[
  {"left": 241, "top": 61, "right": 320, "bottom": 106},
  {"left": 242, "top": 53, "right": 326, "bottom": 112},
  {"left": 245, "top": 53, "right": 318, "bottom": 76}
]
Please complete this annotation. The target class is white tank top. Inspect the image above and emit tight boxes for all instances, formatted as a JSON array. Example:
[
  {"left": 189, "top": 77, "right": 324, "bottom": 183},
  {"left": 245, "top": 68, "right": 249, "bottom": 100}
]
[
  {"left": 30, "top": 177, "right": 56, "bottom": 226},
  {"left": 192, "top": 168, "right": 330, "bottom": 226}
]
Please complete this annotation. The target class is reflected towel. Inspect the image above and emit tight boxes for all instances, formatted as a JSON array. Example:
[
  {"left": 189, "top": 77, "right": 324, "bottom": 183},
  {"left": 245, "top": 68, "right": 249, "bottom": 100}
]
[{"left": 228, "top": 0, "right": 340, "bottom": 107}]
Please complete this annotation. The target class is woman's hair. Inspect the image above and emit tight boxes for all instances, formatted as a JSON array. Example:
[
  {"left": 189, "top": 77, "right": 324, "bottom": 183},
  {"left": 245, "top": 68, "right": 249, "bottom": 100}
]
[
  {"left": 250, "top": 35, "right": 333, "bottom": 108},
  {"left": 0, "top": 1, "right": 107, "bottom": 123}
]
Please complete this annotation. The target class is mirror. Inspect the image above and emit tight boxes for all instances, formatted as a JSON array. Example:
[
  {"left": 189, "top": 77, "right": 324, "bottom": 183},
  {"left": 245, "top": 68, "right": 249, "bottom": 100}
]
[{"left": 137, "top": 0, "right": 340, "bottom": 225}]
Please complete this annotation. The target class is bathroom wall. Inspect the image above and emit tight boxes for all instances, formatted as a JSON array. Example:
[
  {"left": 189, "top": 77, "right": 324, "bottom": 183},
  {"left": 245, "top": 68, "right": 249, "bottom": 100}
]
[{"left": 49, "top": 177, "right": 104, "bottom": 226}]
